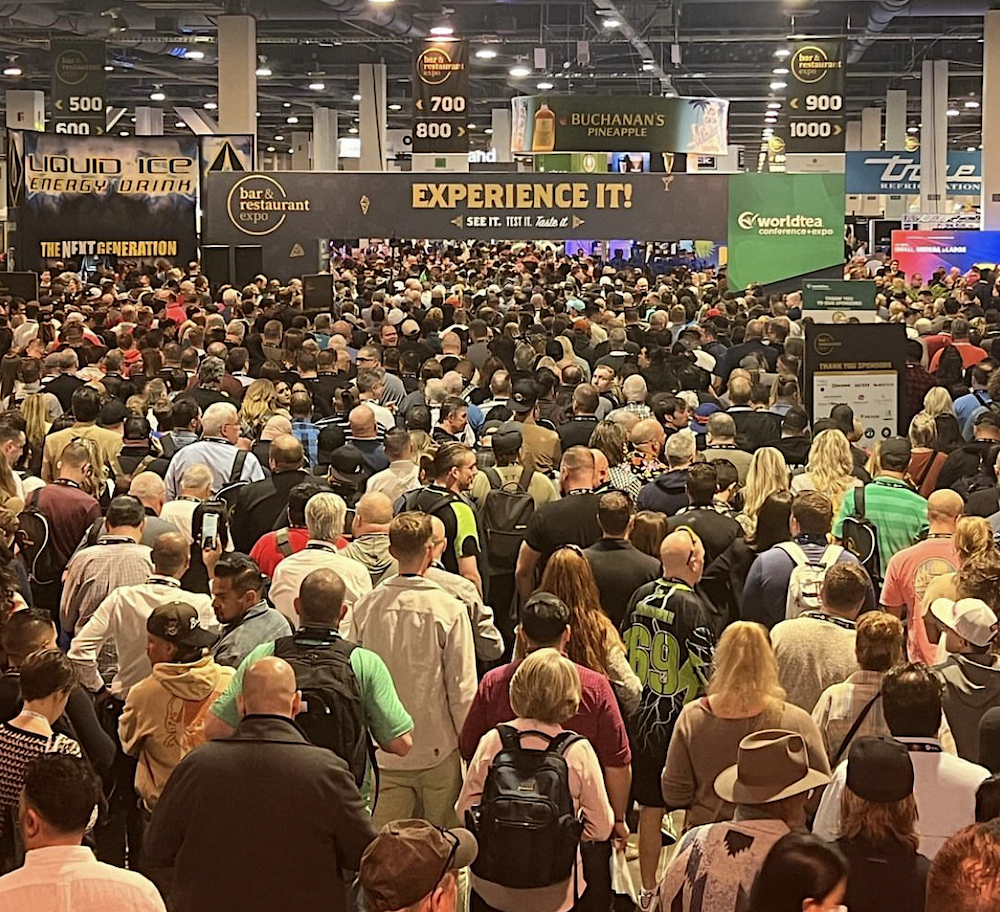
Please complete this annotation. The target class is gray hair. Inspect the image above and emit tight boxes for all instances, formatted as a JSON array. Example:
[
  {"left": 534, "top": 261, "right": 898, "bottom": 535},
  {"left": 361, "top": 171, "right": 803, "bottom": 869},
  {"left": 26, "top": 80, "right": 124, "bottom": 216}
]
[
  {"left": 128, "top": 471, "right": 166, "bottom": 503},
  {"left": 665, "top": 429, "right": 697, "bottom": 466},
  {"left": 179, "top": 462, "right": 213, "bottom": 494},
  {"left": 201, "top": 402, "right": 238, "bottom": 437},
  {"left": 226, "top": 320, "right": 246, "bottom": 341},
  {"left": 198, "top": 356, "right": 226, "bottom": 387},
  {"left": 305, "top": 492, "right": 348, "bottom": 542},
  {"left": 622, "top": 375, "right": 647, "bottom": 404}
]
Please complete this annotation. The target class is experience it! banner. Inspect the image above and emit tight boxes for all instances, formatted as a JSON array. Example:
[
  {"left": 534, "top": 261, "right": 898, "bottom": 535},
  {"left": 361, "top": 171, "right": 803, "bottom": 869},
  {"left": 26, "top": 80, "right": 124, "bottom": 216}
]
[
  {"left": 509, "top": 95, "right": 729, "bottom": 155},
  {"left": 727, "top": 172, "right": 845, "bottom": 290},
  {"left": 204, "top": 171, "right": 729, "bottom": 277},
  {"left": 10, "top": 131, "right": 199, "bottom": 269}
]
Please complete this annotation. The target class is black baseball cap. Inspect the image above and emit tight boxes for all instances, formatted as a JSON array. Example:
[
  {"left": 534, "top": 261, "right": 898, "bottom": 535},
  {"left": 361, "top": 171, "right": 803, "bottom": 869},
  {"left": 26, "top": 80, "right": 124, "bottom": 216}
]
[
  {"left": 490, "top": 422, "right": 523, "bottom": 456},
  {"left": 846, "top": 736, "right": 914, "bottom": 804},
  {"left": 520, "top": 592, "right": 571, "bottom": 644},
  {"left": 147, "top": 601, "right": 219, "bottom": 651},
  {"left": 510, "top": 379, "right": 538, "bottom": 414}
]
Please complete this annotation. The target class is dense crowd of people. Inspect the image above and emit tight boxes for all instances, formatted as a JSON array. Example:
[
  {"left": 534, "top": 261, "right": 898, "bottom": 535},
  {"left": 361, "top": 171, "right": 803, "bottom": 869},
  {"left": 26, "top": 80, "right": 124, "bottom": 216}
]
[{"left": 0, "top": 247, "right": 996, "bottom": 912}]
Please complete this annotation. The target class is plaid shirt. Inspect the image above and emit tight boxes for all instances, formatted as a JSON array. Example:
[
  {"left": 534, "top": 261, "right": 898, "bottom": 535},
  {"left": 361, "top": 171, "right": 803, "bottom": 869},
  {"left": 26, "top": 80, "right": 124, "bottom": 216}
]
[
  {"left": 622, "top": 402, "right": 653, "bottom": 419},
  {"left": 905, "top": 362, "right": 937, "bottom": 421},
  {"left": 60, "top": 538, "right": 153, "bottom": 636}
]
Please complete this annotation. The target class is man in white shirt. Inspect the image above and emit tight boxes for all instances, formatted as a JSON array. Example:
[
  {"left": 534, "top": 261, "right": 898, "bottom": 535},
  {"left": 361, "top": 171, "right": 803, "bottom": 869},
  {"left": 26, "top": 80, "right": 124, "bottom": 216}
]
[
  {"left": 269, "top": 492, "right": 373, "bottom": 630},
  {"left": 365, "top": 429, "right": 420, "bottom": 503},
  {"left": 351, "top": 511, "right": 477, "bottom": 830},
  {"left": 0, "top": 753, "right": 165, "bottom": 911},
  {"left": 159, "top": 463, "right": 213, "bottom": 544},
  {"left": 770, "top": 562, "right": 866, "bottom": 712},
  {"left": 814, "top": 663, "right": 990, "bottom": 858},
  {"left": 68, "top": 532, "right": 218, "bottom": 701}
]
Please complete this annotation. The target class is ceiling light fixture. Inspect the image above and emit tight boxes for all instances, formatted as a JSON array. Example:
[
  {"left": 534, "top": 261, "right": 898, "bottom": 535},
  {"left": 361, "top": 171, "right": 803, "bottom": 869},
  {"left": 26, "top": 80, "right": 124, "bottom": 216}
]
[
  {"left": 536, "top": 81, "right": 554, "bottom": 90},
  {"left": 274, "top": 134, "right": 284, "bottom": 140},
  {"left": 770, "top": 80, "right": 787, "bottom": 90},
  {"left": 353, "top": 93, "right": 362, "bottom": 101},
  {"left": 283, "top": 102, "right": 291, "bottom": 108},
  {"left": 287, "top": 115, "right": 299, "bottom": 123},
  {"left": 946, "top": 108, "right": 960, "bottom": 117},
  {"left": 104, "top": 65, "right": 114, "bottom": 72},
  {"left": 602, "top": 17, "right": 621, "bottom": 28},
  {"left": 965, "top": 100, "right": 981, "bottom": 109},
  {"left": 266, "top": 146, "right": 276, "bottom": 152},
  {"left": 430, "top": 25, "right": 454, "bottom": 36},
  {"left": 150, "top": 87, "right": 166, "bottom": 101},
  {"left": 509, "top": 64, "right": 530, "bottom": 78},
  {"left": 968, "top": 146, "right": 978, "bottom": 152},
  {"left": 185, "top": 50, "right": 205, "bottom": 60},
  {"left": 767, "top": 101, "right": 782, "bottom": 110},
  {"left": 772, "top": 67, "right": 789, "bottom": 75},
  {"left": 475, "top": 48, "right": 498, "bottom": 60},
  {"left": 641, "top": 62, "right": 655, "bottom": 72},
  {"left": 203, "top": 101, "right": 217, "bottom": 110},
  {"left": 175, "top": 121, "right": 185, "bottom": 128},
  {"left": 3, "top": 65, "right": 21, "bottom": 77},
  {"left": 389, "top": 103, "right": 402, "bottom": 111},
  {"left": 349, "top": 126, "right": 359, "bottom": 134},
  {"left": 485, "top": 127, "right": 493, "bottom": 134},
  {"left": 309, "top": 81, "right": 325, "bottom": 91},
  {"left": 255, "top": 65, "right": 272, "bottom": 77},
  {"left": 774, "top": 48, "right": 791, "bottom": 58},
  {"left": 907, "top": 126, "right": 918, "bottom": 133}
]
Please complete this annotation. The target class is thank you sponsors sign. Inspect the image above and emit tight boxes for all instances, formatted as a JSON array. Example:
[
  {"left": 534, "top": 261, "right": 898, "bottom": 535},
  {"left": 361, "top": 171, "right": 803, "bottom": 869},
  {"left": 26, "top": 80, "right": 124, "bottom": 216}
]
[
  {"left": 845, "top": 151, "right": 981, "bottom": 197},
  {"left": 51, "top": 38, "right": 107, "bottom": 136},
  {"left": 205, "top": 171, "right": 729, "bottom": 276},
  {"left": 727, "top": 172, "right": 845, "bottom": 289},
  {"left": 802, "top": 280, "right": 877, "bottom": 323},
  {"left": 509, "top": 95, "right": 729, "bottom": 155},
  {"left": 413, "top": 39, "right": 469, "bottom": 154},
  {"left": 786, "top": 40, "right": 846, "bottom": 154}
]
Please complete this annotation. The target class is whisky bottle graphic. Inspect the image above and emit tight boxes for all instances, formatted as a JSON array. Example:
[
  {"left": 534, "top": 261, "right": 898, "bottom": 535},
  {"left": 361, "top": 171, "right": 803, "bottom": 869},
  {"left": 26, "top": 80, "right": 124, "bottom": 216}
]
[{"left": 532, "top": 103, "right": 556, "bottom": 152}]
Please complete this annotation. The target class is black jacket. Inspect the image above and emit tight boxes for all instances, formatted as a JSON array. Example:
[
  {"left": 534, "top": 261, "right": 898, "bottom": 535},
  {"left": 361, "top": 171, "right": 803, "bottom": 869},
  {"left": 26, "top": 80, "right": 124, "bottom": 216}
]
[
  {"left": 229, "top": 469, "right": 310, "bottom": 552},
  {"left": 145, "top": 714, "right": 376, "bottom": 912},
  {"left": 837, "top": 837, "right": 929, "bottom": 912}
]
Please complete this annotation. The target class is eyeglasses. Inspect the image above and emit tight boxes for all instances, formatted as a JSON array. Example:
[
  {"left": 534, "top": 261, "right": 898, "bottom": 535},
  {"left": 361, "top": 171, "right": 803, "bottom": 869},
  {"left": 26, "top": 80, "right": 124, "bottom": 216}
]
[{"left": 433, "top": 826, "right": 460, "bottom": 886}]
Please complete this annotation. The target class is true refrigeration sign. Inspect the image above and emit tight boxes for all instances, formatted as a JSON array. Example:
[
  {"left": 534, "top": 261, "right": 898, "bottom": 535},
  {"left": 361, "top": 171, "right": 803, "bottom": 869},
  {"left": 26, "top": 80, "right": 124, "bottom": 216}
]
[{"left": 846, "top": 151, "right": 981, "bottom": 197}]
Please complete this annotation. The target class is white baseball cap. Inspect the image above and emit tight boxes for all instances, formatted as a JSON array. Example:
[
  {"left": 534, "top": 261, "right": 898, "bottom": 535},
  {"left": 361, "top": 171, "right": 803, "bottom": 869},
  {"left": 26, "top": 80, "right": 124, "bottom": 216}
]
[{"left": 930, "top": 598, "right": 999, "bottom": 648}]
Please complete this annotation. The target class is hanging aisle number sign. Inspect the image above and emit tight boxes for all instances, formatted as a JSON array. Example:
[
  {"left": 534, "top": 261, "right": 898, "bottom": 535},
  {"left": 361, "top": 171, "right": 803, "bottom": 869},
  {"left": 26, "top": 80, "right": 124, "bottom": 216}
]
[
  {"left": 413, "top": 39, "right": 470, "bottom": 154},
  {"left": 51, "top": 38, "right": 107, "bottom": 136},
  {"left": 786, "top": 40, "right": 845, "bottom": 154}
]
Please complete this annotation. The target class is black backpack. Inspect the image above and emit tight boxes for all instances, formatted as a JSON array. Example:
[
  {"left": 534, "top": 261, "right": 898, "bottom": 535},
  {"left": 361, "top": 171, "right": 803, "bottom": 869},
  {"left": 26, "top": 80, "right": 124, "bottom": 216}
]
[
  {"left": 466, "top": 725, "right": 583, "bottom": 889},
  {"left": 841, "top": 485, "right": 881, "bottom": 582},
  {"left": 272, "top": 632, "right": 371, "bottom": 788},
  {"left": 16, "top": 491, "right": 61, "bottom": 587},
  {"left": 481, "top": 467, "right": 534, "bottom": 575},
  {"left": 397, "top": 485, "right": 458, "bottom": 519}
]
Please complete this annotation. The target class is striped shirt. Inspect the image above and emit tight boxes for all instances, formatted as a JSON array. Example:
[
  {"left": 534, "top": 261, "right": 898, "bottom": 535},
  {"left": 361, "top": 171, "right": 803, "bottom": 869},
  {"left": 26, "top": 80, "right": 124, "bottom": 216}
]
[{"left": 832, "top": 476, "right": 929, "bottom": 575}]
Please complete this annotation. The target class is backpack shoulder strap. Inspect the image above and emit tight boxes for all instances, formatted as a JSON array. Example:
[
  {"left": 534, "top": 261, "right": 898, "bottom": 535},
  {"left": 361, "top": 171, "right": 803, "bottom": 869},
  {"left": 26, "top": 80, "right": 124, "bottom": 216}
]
[
  {"left": 547, "top": 730, "right": 584, "bottom": 757},
  {"left": 228, "top": 449, "right": 249, "bottom": 485},
  {"left": 25, "top": 489, "right": 39, "bottom": 510},
  {"left": 485, "top": 468, "right": 503, "bottom": 490},
  {"left": 517, "top": 465, "right": 533, "bottom": 493},
  {"left": 85, "top": 517, "right": 105, "bottom": 547},
  {"left": 776, "top": 541, "right": 808, "bottom": 566},
  {"left": 135, "top": 454, "right": 157, "bottom": 476},
  {"left": 853, "top": 485, "right": 866, "bottom": 519},
  {"left": 275, "top": 528, "right": 293, "bottom": 556},
  {"left": 820, "top": 544, "right": 845, "bottom": 568},
  {"left": 496, "top": 723, "right": 521, "bottom": 752}
]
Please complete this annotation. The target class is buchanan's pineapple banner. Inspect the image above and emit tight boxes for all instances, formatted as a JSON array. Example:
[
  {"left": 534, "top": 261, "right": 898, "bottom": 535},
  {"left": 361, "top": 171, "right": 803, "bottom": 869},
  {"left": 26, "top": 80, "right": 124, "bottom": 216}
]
[{"left": 509, "top": 95, "right": 729, "bottom": 155}]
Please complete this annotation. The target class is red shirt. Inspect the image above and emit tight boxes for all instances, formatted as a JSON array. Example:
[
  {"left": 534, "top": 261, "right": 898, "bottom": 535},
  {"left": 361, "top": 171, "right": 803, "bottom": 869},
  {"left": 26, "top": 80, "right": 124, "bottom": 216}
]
[
  {"left": 459, "top": 658, "right": 631, "bottom": 769},
  {"left": 929, "top": 340, "right": 988, "bottom": 372},
  {"left": 249, "top": 527, "right": 348, "bottom": 577},
  {"left": 28, "top": 481, "right": 101, "bottom": 566}
]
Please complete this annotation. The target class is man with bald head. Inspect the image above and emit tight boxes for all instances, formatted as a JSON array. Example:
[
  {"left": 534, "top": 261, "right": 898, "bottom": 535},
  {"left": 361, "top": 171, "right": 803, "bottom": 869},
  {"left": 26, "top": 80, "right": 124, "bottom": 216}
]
[
  {"left": 230, "top": 434, "right": 309, "bottom": 552},
  {"left": 726, "top": 373, "right": 781, "bottom": 450},
  {"left": 146, "top": 655, "right": 378, "bottom": 912},
  {"left": 342, "top": 492, "right": 398, "bottom": 585},
  {"left": 627, "top": 417, "right": 667, "bottom": 482},
  {"left": 205, "top": 568, "right": 413, "bottom": 776},
  {"left": 881, "top": 488, "right": 965, "bottom": 664},
  {"left": 621, "top": 528, "right": 718, "bottom": 899},
  {"left": 349, "top": 406, "right": 390, "bottom": 473}
]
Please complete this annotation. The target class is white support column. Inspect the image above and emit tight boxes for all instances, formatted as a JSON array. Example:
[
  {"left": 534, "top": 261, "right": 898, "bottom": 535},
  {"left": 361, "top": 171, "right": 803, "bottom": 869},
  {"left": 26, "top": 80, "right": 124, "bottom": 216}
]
[
  {"left": 135, "top": 106, "right": 164, "bottom": 136},
  {"left": 358, "top": 63, "right": 387, "bottom": 172},
  {"left": 291, "top": 131, "right": 312, "bottom": 169},
  {"left": 492, "top": 108, "right": 512, "bottom": 162},
  {"left": 313, "top": 106, "right": 339, "bottom": 171},
  {"left": 983, "top": 12, "right": 1000, "bottom": 228},
  {"left": 861, "top": 107, "right": 882, "bottom": 150},
  {"left": 6, "top": 90, "right": 44, "bottom": 131},
  {"left": 218, "top": 15, "right": 257, "bottom": 140},
  {"left": 920, "top": 59, "right": 949, "bottom": 214},
  {"left": 885, "top": 89, "right": 908, "bottom": 218}
]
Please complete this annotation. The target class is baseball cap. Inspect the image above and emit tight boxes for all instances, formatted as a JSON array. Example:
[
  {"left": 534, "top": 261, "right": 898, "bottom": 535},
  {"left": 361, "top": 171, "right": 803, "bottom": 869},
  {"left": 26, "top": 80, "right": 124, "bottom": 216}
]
[
  {"left": 490, "top": 422, "right": 523, "bottom": 457},
  {"left": 400, "top": 319, "right": 421, "bottom": 338},
  {"left": 846, "top": 736, "right": 914, "bottom": 804},
  {"left": 509, "top": 379, "right": 538, "bottom": 414},
  {"left": 147, "top": 601, "right": 219, "bottom": 650},
  {"left": 360, "top": 820, "right": 477, "bottom": 912},
  {"left": 386, "top": 309, "right": 406, "bottom": 326},
  {"left": 689, "top": 402, "right": 721, "bottom": 435},
  {"left": 520, "top": 591, "right": 571, "bottom": 644},
  {"left": 930, "top": 597, "right": 999, "bottom": 647},
  {"left": 98, "top": 399, "right": 129, "bottom": 428},
  {"left": 880, "top": 436, "right": 911, "bottom": 467}
]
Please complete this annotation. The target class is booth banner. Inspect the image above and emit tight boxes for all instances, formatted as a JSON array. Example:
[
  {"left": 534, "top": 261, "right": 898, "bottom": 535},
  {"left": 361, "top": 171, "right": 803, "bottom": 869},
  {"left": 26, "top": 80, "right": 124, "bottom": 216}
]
[
  {"left": 509, "top": 95, "right": 729, "bottom": 155},
  {"left": 846, "top": 151, "right": 981, "bottom": 196},
  {"left": 204, "top": 171, "right": 729, "bottom": 275},
  {"left": 802, "top": 279, "right": 877, "bottom": 323},
  {"left": 891, "top": 230, "right": 1000, "bottom": 276},
  {"left": 804, "top": 323, "right": 907, "bottom": 439},
  {"left": 200, "top": 135, "right": 255, "bottom": 184},
  {"left": 727, "top": 173, "right": 845, "bottom": 290},
  {"left": 12, "top": 132, "right": 198, "bottom": 268}
]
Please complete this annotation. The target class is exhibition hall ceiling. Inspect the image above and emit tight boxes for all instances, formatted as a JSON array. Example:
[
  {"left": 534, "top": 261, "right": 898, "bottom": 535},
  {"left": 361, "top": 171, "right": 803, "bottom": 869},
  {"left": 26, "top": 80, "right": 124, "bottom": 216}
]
[{"left": 0, "top": 0, "right": 986, "bottom": 152}]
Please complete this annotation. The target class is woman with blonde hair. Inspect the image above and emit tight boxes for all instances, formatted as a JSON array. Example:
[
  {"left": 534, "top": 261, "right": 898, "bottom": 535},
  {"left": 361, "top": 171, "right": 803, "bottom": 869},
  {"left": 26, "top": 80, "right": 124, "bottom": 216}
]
[
  {"left": 21, "top": 393, "right": 50, "bottom": 477},
  {"left": 661, "top": 621, "right": 830, "bottom": 829},
  {"left": 919, "top": 516, "right": 996, "bottom": 664},
  {"left": 906, "top": 412, "right": 947, "bottom": 496},
  {"left": 239, "top": 379, "right": 281, "bottom": 439},
  {"left": 742, "top": 447, "right": 790, "bottom": 540},
  {"left": 791, "top": 429, "right": 862, "bottom": 515},
  {"left": 921, "top": 386, "right": 955, "bottom": 419},
  {"left": 536, "top": 548, "right": 641, "bottom": 714},
  {"left": 457, "top": 648, "right": 613, "bottom": 912}
]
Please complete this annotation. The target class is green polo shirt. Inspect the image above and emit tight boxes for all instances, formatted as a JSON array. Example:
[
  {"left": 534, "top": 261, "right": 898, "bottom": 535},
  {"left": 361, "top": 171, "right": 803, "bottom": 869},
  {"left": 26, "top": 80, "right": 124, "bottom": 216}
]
[{"left": 833, "top": 477, "right": 929, "bottom": 574}]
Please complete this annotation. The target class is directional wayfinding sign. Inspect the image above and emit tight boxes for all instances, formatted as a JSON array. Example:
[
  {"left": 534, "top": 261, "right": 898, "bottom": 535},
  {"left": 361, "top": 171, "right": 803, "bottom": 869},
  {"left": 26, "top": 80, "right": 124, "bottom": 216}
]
[
  {"left": 412, "top": 39, "right": 469, "bottom": 154},
  {"left": 51, "top": 38, "right": 107, "bottom": 136},
  {"left": 786, "top": 40, "right": 845, "bottom": 154}
]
